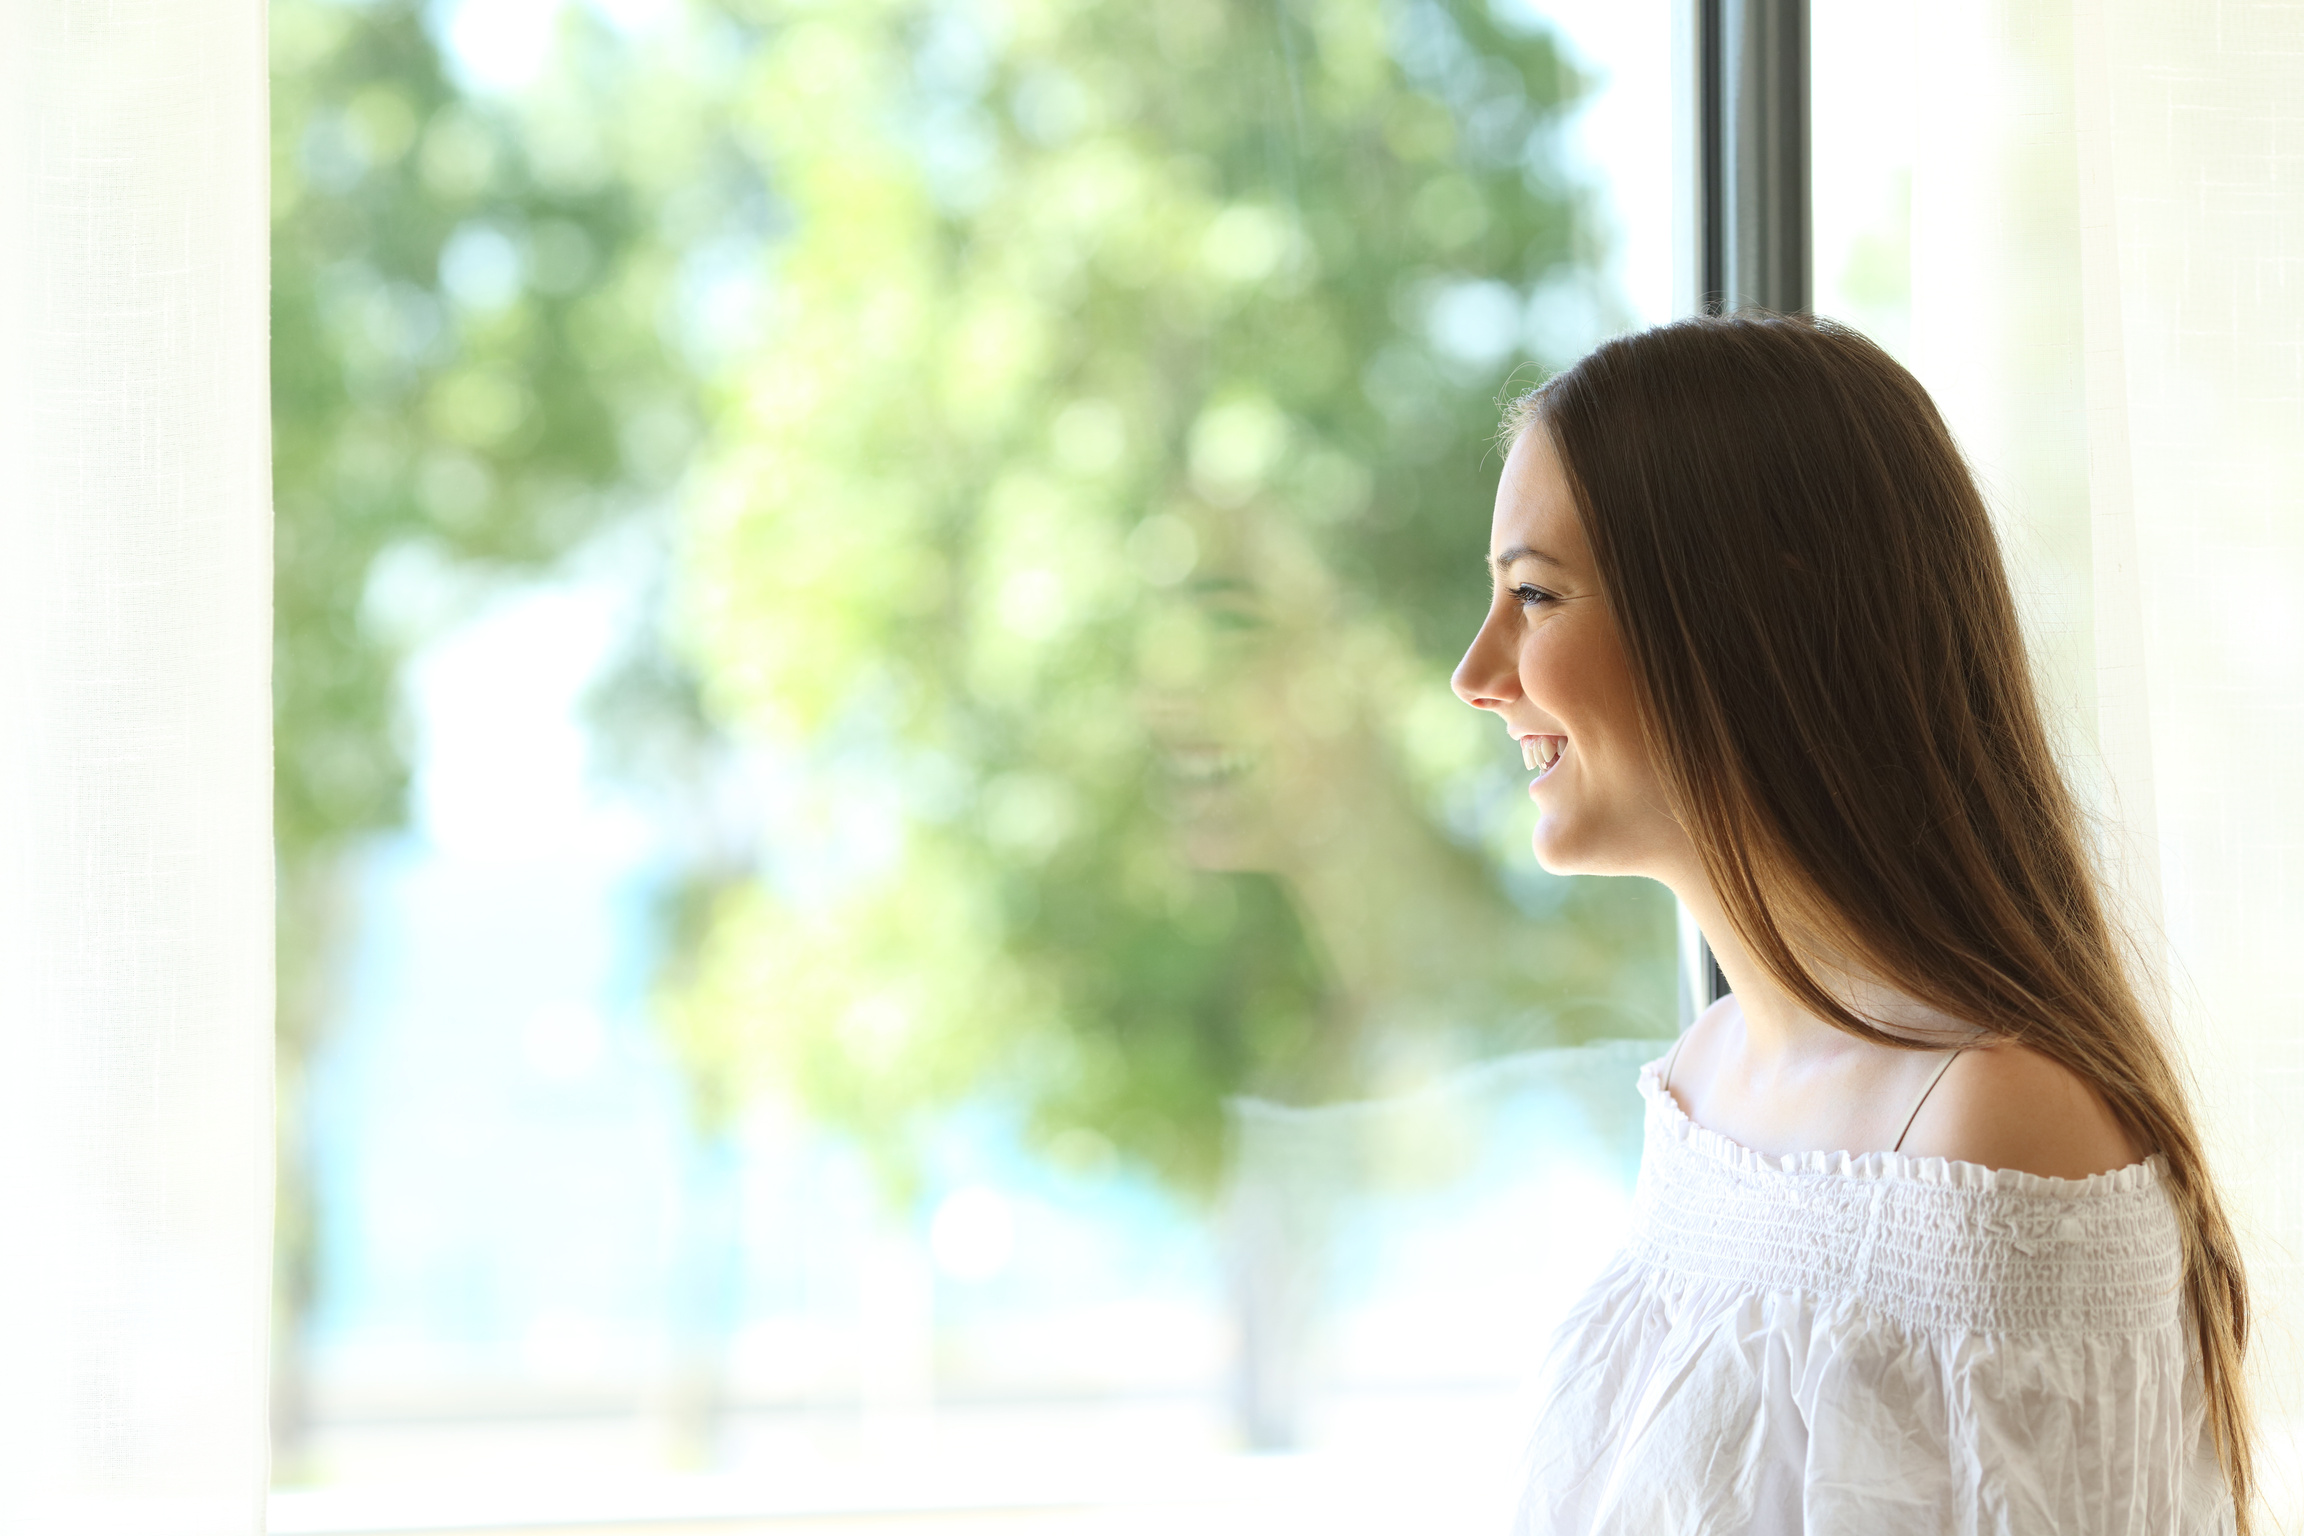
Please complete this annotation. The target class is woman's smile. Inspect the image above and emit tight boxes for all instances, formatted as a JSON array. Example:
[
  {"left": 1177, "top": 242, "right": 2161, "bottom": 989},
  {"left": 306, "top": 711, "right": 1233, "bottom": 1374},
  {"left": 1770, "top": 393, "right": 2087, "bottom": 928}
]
[{"left": 1521, "top": 732, "right": 1567, "bottom": 780}]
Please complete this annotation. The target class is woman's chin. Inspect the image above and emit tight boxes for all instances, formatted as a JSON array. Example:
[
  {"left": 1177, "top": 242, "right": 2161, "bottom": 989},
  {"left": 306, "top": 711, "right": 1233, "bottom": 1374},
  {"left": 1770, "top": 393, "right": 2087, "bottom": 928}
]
[
  {"left": 1533, "top": 804, "right": 1689, "bottom": 884},
  {"left": 1529, "top": 824, "right": 1580, "bottom": 876},
  {"left": 1529, "top": 816, "right": 1613, "bottom": 878}
]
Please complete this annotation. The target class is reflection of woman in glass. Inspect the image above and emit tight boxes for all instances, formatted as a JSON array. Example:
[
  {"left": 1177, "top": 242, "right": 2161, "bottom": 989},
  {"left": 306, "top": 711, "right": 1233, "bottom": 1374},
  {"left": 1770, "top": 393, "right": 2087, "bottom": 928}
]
[{"left": 1455, "top": 314, "right": 2251, "bottom": 1533}]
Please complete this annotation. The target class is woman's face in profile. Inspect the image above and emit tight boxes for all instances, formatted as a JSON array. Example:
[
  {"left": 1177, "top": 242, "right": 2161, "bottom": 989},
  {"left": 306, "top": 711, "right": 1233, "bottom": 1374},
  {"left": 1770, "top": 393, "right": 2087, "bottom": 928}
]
[{"left": 1452, "top": 424, "right": 1687, "bottom": 879}]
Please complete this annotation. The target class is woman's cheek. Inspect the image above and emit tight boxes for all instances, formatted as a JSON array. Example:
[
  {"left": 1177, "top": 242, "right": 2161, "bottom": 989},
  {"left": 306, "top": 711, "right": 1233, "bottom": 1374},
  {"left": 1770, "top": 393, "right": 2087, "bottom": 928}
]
[{"left": 1521, "top": 625, "right": 1575, "bottom": 714}]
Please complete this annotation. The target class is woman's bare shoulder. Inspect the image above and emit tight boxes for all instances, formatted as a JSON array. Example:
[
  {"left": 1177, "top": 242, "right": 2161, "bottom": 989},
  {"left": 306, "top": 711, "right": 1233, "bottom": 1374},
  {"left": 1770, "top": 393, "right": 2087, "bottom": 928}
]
[
  {"left": 1658, "top": 995, "right": 1738, "bottom": 1109},
  {"left": 1666, "top": 997, "right": 1734, "bottom": 1066},
  {"left": 1897, "top": 1040, "right": 2147, "bottom": 1179}
]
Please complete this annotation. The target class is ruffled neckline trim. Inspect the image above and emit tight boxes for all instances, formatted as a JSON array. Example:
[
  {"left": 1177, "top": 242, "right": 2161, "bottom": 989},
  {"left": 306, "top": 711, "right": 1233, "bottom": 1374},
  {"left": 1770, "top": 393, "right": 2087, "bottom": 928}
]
[{"left": 1638, "top": 1057, "right": 2165, "bottom": 1199}]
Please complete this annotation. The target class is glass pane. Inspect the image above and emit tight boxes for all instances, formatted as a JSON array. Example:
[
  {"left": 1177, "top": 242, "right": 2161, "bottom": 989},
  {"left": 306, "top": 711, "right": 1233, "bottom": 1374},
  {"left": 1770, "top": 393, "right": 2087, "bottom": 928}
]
[
  {"left": 1810, "top": 0, "right": 1915, "bottom": 363},
  {"left": 1811, "top": 0, "right": 2095, "bottom": 773},
  {"left": 271, "top": 0, "right": 1679, "bottom": 1523}
]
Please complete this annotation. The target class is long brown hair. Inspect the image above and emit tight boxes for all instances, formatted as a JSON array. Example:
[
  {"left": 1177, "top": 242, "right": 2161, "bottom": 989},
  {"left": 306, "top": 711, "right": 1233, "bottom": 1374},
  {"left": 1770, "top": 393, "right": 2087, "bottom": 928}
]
[{"left": 1510, "top": 311, "right": 2255, "bottom": 1526}]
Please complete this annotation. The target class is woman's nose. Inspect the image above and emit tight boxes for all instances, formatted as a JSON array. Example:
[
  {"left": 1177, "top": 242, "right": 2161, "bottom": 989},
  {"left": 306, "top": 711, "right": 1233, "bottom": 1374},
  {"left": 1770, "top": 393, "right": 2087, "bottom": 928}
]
[{"left": 1451, "top": 617, "right": 1517, "bottom": 711}]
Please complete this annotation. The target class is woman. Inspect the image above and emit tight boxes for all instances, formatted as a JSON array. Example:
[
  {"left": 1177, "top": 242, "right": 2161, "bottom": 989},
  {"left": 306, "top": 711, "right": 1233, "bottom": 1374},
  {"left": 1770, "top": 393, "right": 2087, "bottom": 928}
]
[{"left": 1452, "top": 314, "right": 2251, "bottom": 1533}]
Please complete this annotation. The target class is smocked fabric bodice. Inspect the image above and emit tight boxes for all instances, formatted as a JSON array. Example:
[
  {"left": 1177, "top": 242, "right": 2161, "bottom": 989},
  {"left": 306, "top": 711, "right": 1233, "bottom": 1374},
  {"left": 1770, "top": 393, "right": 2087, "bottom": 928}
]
[
  {"left": 1513, "top": 1056, "right": 2234, "bottom": 1535},
  {"left": 1630, "top": 1061, "right": 2184, "bottom": 1335}
]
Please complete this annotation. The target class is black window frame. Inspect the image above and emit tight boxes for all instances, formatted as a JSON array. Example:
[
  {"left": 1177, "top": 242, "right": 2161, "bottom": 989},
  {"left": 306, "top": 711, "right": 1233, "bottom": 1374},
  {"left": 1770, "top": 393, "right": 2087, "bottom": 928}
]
[{"left": 1679, "top": 0, "right": 1810, "bottom": 1023}]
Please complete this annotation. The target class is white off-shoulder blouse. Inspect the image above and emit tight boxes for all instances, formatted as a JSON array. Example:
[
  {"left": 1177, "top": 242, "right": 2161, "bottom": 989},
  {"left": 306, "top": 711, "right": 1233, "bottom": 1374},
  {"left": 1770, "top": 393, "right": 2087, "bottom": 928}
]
[{"left": 1514, "top": 1054, "right": 2234, "bottom": 1535}]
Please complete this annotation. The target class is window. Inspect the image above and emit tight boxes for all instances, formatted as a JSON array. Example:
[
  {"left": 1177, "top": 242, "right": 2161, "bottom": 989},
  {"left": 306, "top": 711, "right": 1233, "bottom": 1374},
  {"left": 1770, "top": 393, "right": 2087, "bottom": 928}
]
[{"left": 273, "top": 0, "right": 1683, "bottom": 1525}]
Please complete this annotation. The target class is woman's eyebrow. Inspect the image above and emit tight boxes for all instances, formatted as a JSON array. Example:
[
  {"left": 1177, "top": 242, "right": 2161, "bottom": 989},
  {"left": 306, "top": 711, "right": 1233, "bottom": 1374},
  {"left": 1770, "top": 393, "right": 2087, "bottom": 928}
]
[{"left": 1489, "top": 545, "right": 1562, "bottom": 577}]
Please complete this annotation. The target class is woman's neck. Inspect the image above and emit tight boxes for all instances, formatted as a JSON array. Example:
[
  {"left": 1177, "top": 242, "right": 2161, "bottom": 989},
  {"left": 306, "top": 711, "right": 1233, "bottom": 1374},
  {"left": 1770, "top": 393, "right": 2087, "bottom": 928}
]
[{"left": 1671, "top": 878, "right": 1969, "bottom": 1065}]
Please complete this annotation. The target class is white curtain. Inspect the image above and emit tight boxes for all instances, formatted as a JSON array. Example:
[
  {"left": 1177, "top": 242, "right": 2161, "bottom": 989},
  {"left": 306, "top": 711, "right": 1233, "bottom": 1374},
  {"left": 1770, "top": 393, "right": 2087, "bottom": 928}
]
[
  {"left": 1906, "top": 0, "right": 2304, "bottom": 1512},
  {"left": 0, "top": 0, "right": 273, "bottom": 1529}
]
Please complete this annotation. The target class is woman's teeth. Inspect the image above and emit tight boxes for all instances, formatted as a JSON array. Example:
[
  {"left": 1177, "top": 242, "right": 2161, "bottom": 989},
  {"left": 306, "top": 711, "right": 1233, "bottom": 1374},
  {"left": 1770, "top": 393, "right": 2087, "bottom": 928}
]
[
  {"left": 1172, "top": 748, "right": 1255, "bottom": 786},
  {"left": 1521, "top": 736, "right": 1565, "bottom": 773}
]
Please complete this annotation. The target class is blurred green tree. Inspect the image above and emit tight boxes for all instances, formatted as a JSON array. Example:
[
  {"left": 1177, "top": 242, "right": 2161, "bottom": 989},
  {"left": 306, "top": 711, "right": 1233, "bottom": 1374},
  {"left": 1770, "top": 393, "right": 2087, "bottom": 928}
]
[
  {"left": 267, "top": 0, "right": 1681, "bottom": 1463},
  {"left": 670, "top": 0, "right": 1674, "bottom": 1226},
  {"left": 267, "top": 0, "right": 736, "bottom": 1465}
]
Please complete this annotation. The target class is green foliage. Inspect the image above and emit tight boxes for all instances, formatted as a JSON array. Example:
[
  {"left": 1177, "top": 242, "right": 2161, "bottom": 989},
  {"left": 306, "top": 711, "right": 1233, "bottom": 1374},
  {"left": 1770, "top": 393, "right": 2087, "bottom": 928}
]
[
  {"left": 265, "top": 0, "right": 1673, "bottom": 1238},
  {"left": 271, "top": 0, "right": 712, "bottom": 866},
  {"left": 671, "top": 0, "right": 1675, "bottom": 1199},
  {"left": 267, "top": 0, "right": 736, "bottom": 1455}
]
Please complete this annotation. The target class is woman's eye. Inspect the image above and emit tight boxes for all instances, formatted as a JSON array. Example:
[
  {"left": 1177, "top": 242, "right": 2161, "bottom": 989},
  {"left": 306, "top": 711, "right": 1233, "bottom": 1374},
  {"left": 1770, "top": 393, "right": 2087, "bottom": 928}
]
[{"left": 1513, "top": 584, "right": 1555, "bottom": 609}]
